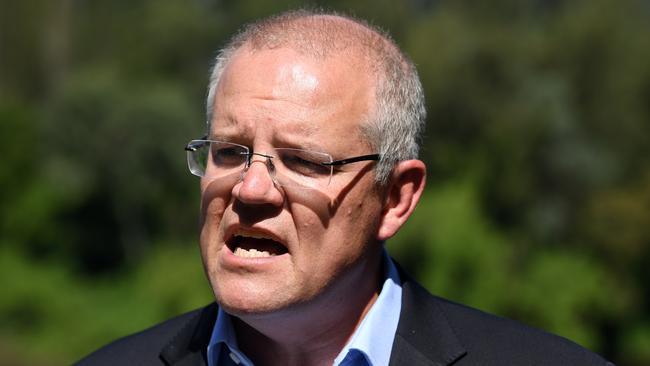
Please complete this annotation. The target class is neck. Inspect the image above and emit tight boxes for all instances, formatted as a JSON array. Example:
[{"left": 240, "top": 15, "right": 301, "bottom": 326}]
[{"left": 233, "top": 254, "right": 383, "bottom": 366}]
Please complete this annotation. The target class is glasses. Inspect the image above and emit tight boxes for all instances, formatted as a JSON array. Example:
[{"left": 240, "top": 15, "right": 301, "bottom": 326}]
[{"left": 185, "top": 139, "right": 380, "bottom": 188}]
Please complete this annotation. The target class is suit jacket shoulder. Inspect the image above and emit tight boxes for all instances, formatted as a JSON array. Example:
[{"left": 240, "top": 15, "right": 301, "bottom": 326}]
[
  {"left": 75, "top": 303, "right": 218, "bottom": 366},
  {"left": 391, "top": 270, "right": 614, "bottom": 366}
]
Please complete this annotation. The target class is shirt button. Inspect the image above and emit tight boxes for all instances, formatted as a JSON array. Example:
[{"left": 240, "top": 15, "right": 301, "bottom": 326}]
[{"left": 229, "top": 352, "right": 242, "bottom": 365}]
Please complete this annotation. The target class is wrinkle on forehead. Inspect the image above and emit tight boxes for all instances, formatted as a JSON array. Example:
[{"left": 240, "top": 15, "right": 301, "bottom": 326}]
[
  {"left": 278, "top": 119, "right": 319, "bottom": 137},
  {"left": 210, "top": 115, "right": 321, "bottom": 146}
]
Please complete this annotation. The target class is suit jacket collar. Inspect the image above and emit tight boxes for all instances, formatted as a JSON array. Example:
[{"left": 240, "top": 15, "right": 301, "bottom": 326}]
[
  {"left": 160, "top": 303, "right": 218, "bottom": 366},
  {"left": 389, "top": 266, "right": 467, "bottom": 366},
  {"left": 158, "top": 267, "right": 466, "bottom": 366}
]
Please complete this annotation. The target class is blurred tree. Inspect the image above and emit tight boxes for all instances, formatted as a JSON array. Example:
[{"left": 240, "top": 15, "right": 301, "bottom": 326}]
[
  {"left": 389, "top": 178, "right": 627, "bottom": 352},
  {"left": 1, "top": 0, "right": 648, "bottom": 364}
]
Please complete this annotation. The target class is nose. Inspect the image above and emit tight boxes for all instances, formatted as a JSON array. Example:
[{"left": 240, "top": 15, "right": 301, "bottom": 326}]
[{"left": 232, "top": 157, "right": 284, "bottom": 206}]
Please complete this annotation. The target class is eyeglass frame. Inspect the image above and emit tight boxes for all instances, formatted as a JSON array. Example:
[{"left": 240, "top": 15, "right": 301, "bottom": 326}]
[{"left": 184, "top": 136, "right": 381, "bottom": 186}]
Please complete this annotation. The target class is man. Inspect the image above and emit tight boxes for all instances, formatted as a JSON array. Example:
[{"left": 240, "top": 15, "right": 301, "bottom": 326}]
[{"left": 78, "top": 10, "right": 613, "bottom": 366}]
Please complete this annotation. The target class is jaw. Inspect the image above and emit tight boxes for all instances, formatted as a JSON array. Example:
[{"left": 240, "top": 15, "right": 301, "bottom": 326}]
[{"left": 219, "top": 248, "right": 385, "bottom": 366}]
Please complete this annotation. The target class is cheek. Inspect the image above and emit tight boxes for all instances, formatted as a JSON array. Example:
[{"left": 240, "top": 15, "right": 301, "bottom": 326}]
[
  {"left": 292, "top": 205, "right": 327, "bottom": 243},
  {"left": 200, "top": 177, "right": 237, "bottom": 219},
  {"left": 285, "top": 186, "right": 335, "bottom": 241},
  {"left": 200, "top": 179, "right": 233, "bottom": 245},
  {"left": 199, "top": 199, "right": 228, "bottom": 262},
  {"left": 341, "top": 195, "right": 382, "bottom": 243},
  {"left": 300, "top": 218, "right": 316, "bottom": 230},
  {"left": 202, "top": 199, "right": 228, "bottom": 225},
  {"left": 342, "top": 196, "right": 368, "bottom": 222}
]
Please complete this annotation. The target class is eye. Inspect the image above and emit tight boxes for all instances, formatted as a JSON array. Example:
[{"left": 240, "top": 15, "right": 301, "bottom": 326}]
[
  {"left": 211, "top": 144, "right": 247, "bottom": 167},
  {"left": 278, "top": 149, "right": 332, "bottom": 177}
]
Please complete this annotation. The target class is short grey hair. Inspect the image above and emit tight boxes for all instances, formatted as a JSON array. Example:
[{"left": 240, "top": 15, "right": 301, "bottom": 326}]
[{"left": 205, "top": 10, "right": 425, "bottom": 185}]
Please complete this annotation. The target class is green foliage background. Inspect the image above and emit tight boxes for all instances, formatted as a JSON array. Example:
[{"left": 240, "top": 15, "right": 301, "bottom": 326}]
[{"left": 1, "top": 0, "right": 649, "bottom": 364}]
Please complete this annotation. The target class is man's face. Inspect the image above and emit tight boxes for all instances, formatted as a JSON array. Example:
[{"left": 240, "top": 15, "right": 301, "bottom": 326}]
[{"left": 199, "top": 46, "right": 385, "bottom": 317}]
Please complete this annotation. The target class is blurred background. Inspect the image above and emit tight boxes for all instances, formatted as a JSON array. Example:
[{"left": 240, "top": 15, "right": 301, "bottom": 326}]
[{"left": 1, "top": 0, "right": 649, "bottom": 364}]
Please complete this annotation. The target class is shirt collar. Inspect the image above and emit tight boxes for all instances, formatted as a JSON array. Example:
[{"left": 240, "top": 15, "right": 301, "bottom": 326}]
[
  {"left": 207, "top": 307, "right": 254, "bottom": 366},
  {"left": 333, "top": 250, "right": 402, "bottom": 366},
  {"left": 207, "top": 250, "right": 402, "bottom": 366}
]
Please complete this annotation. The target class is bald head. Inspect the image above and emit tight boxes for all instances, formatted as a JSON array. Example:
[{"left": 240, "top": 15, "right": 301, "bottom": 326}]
[
  {"left": 206, "top": 10, "right": 426, "bottom": 184},
  {"left": 242, "top": 12, "right": 398, "bottom": 64}
]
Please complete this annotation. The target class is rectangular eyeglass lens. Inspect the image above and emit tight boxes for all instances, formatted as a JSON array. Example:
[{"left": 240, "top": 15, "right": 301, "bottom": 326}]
[{"left": 275, "top": 148, "right": 332, "bottom": 188}]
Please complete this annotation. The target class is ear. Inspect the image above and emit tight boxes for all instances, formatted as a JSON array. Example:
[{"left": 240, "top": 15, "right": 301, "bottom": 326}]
[{"left": 376, "top": 159, "right": 426, "bottom": 241}]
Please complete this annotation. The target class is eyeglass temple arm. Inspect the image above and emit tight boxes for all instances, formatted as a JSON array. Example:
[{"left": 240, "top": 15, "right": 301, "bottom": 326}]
[{"left": 322, "top": 154, "right": 381, "bottom": 166}]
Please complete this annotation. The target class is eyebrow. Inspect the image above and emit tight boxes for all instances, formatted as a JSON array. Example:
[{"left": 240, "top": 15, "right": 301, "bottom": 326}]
[
  {"left": 209, "top": 113, "right": 329, "bottom": 151},
  {"left": 274, "top": 137, "right": 327, "bottom": 153},
  {"left": 212, "top": 114, "right": 239, "bottom": 128},
  {"left": 207, "top": 114, "right": 245, "bottom": 140},
  {"left": 280, "top": 120, "right": 319, "bottom": 136}
]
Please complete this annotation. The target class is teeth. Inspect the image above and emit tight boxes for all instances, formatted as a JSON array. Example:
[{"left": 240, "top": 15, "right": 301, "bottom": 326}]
[{"left": 233, "top": 247, "right": 274, "bottom": 258}]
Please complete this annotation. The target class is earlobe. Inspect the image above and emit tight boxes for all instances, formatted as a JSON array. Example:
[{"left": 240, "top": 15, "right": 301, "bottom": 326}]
[{"left": 376, "top": 159, "right": 426, "bottom": 241}]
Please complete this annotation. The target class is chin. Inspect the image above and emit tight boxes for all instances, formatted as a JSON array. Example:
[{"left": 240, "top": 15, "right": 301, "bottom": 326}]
[{"left": 212, "top": 281, "right": 290, "bottom": 316}]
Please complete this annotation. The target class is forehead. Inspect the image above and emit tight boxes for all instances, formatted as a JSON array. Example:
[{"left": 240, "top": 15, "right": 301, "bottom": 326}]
[{"left": 211, "top": 46, "right": 376, "bottom": 149}]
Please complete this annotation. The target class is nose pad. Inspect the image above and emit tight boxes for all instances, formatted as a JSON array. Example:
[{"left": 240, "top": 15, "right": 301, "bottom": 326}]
[
  {"left": 239, "top": 156, "right": 276, "bottom": 185},
  {"left": 234, "top": 156, "right": 284, "bottom": 206}
]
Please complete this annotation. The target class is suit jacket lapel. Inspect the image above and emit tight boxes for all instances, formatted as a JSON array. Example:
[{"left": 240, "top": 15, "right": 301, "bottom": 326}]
[
  {"left": 159, "top": 303, "right": 218, "bottom": 366},
  {"left": 389, "top": 268, "right": 467, "bottom": 366},
  {"left": 156, "top": 270, "right": 466, "bottom": 366}
]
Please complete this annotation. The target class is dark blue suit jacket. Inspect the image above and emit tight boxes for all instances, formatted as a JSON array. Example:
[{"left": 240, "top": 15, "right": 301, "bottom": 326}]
[{"left": 76, "top": 268, "right": 614, "bottom": 365}]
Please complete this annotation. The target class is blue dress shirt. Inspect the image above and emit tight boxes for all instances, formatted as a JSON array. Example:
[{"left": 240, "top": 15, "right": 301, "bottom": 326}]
[{"left": 207, "top": 250, "right": 403, "bottom": 366}]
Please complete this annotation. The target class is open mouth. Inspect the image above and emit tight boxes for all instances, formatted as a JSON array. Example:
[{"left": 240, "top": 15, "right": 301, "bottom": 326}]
[{"left": 226, "top": 232, "right": 289, "bottom": 258}]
